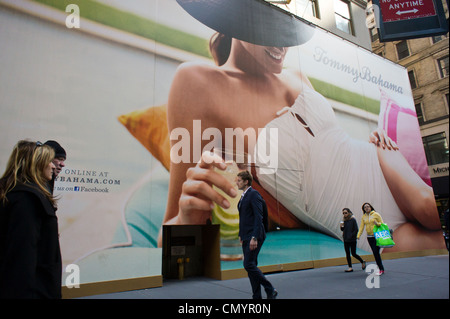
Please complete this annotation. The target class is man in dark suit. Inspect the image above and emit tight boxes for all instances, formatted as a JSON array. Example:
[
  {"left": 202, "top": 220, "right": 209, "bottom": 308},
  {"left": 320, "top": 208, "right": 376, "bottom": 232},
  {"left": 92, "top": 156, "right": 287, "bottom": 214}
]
[{"left": 236, "top": 170, "right": 277, "bottom": 299}]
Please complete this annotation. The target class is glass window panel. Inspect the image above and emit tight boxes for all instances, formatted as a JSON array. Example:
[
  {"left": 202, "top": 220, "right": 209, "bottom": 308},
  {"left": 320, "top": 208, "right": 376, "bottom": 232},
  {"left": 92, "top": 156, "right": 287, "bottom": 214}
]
[
  {"left": 408, "top": 70, "right": 417, "bottom": 89},
  {"left": 295, "top": 0, "right": 319, "bottom": 18},
  {"left": 423, "top": 133, "right": 449, "bottom": 165},
  {"left": 438, "top": 56, "right": 449, "bottom": 78},
  {"left": 415, "top": 103, "right": 424, "bottom": 124},
  {"left": 334, "top": 0, "right": 351, "bottom": 19},
  {"left": 396, "top": 41, "right": 410, "bottom": 60},
  {"left": 335, "top": 14, "right": 351, "bottom": 33}
]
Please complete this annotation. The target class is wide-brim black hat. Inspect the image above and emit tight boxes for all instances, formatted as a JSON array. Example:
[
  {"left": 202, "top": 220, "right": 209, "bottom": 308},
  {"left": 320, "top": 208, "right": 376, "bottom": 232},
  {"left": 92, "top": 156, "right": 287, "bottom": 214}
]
[{"left": 177, "top": 0, "right": 315, "bottom": 47}]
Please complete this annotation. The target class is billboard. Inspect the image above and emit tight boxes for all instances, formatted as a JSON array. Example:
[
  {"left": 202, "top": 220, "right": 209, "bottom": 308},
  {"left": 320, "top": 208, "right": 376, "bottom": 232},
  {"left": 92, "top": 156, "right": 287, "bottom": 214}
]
[{"left": 0, "top": 0, "right": 445, "bottom": 292}]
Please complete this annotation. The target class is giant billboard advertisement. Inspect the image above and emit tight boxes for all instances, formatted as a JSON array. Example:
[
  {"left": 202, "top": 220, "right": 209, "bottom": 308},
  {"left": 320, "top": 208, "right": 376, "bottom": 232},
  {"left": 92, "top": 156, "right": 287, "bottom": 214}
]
[{"left": 0, "top": 0, "right": 445, "bottom": 293}]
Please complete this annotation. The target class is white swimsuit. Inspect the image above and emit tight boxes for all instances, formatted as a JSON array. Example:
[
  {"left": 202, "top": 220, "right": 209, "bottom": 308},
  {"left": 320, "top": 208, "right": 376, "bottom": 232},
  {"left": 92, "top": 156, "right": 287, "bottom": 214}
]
[{"left": 254, "top": 85, "right": 406, "bottom": 252}]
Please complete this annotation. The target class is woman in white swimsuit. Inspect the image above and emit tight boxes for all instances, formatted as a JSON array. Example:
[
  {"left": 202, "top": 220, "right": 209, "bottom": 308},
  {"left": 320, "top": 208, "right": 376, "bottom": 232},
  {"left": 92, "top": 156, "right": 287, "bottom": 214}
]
[{"left": 161, "top": 0, "right": 444, "bottom": 252}]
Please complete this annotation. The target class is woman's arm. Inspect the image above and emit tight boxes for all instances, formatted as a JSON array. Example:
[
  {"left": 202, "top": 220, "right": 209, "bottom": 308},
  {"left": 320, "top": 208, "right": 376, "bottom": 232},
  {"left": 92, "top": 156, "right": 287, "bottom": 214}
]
[
  {"left": 369, "top": 127, "right": 440, "bottom": 230},
  {"left": 158, "top": 63, "right": 235, "bottom": 246},
  {"left": 350, "top": 218, "right": 359, "bottom": 238},
  {"left": 376, "top": 146, "right": 440, "bottom": 230},
  {"left": 163, "top": 62, "right": 215, "bottom": 225},
  {"left": 357, "top": 216, "right": 365, "bottom": 239},
  {"left": 373, "top": 212, "right": 383, "bottom": 227}
]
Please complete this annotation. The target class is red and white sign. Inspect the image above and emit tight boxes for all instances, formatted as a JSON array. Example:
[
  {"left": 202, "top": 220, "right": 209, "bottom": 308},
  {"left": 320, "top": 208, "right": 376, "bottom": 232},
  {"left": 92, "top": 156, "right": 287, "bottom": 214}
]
[{"left": 379, "top": 0, "right": 437, "bottom": 22}]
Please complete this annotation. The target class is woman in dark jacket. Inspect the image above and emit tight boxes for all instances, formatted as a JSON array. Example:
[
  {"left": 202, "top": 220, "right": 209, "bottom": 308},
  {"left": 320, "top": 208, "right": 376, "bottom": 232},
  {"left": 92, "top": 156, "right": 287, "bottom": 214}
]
[
  {"left": 340, "top": 208, "right": 366, "bottom": 272},
  {"left": 0, "top": 140, "right": 62, "bottom": 298}
]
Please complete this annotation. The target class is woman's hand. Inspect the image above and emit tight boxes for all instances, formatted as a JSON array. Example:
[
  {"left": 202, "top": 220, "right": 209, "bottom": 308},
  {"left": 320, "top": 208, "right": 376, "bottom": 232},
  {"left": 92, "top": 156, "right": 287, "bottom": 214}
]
[
  {"left": 369, "top": 128, "right": 399, "bottom": 150},
  {"left": 178, "top": 151, "right": 238, "bottom": 224}
]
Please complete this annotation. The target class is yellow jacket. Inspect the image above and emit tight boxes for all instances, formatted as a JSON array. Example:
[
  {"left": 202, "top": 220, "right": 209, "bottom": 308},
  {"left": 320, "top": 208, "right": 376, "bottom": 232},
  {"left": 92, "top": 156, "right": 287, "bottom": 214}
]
[{"left": 357, "top": 211, "right": 383, "bottom": 238}]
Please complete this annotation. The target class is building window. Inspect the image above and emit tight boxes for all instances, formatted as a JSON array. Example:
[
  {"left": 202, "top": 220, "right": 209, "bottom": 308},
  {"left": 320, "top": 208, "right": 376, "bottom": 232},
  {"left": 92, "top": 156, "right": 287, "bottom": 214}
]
[
  {"left": 415, "top": 102, "right": 424, "bottom": 124},
  {"left": 423, "top": 133, "right": 449, "bottom": 166},
  {"left": 396, "top": 40, "right": 410, "bottom": 60},
  {"left": 295, "top": 0, "right": 320, "bottom": 18},
  {"left": 437, "top": 55, "right": 449, "bottom": 78},
  {"left": 334, "top": 0, "right": 353, "bottom": 34},
  {"left": 432, "top": 34, "right": 447, "bottom": 43},
  {"left": 408, "top": 70, "right": 417, "bottom": 89}
]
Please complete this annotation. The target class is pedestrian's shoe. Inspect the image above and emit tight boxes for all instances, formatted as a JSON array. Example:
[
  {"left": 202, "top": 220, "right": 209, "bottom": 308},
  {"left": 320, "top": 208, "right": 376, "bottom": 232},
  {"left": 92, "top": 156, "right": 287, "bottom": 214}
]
[
  {"left": 267, "top": 289, "right": 278, "bottom": 299},
  {"left": 345, "top": 268, "right": 353, "bottom": 272},
  {"left": 375, "top": 270, "right": 384, "bottom": 276},
  {"left": 361, "top": 261, "right": 366, "bottom": 270}
]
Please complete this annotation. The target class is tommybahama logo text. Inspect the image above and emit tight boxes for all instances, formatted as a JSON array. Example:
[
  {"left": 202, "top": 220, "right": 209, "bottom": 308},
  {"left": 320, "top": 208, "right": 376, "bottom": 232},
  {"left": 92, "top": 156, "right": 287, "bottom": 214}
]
[{"left": 313, "top": 46, "right": 404, "bottom": 94}]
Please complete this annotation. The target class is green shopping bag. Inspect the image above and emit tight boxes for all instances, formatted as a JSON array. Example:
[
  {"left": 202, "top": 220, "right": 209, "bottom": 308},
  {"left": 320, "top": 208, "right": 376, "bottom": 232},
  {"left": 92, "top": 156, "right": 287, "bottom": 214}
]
[{"left": 373, "top": 223, "right": 395, "bottom": 248}]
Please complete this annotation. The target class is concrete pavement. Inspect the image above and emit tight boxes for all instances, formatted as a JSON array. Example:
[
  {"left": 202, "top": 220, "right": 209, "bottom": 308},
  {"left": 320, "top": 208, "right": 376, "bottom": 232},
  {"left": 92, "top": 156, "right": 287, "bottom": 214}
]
[{"left": 80, "top": 254, "right": 448, "bottom": 300}]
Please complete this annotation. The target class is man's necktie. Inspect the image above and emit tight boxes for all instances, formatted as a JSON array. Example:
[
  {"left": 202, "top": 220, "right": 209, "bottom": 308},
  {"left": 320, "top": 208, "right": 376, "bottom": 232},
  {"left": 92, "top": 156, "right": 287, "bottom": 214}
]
[{"left": 238, "top": 193, "right": 244, "bottom": 209}]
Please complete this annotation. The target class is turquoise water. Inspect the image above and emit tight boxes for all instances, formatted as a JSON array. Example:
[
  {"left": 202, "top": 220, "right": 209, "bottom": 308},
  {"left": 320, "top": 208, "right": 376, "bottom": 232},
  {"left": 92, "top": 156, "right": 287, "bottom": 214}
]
[
  {"left": 221, "top": 229, "right": 370, "bottom": 270},
  {"left": 114, "top": 176, "right": 370, "bottom": 272}
]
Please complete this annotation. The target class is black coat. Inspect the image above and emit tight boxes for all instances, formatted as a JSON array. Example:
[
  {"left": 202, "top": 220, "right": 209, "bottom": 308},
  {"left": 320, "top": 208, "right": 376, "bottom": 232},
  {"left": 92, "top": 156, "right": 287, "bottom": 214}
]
[
  {"left": 341, "top": 217, "right": 359, "bottom": 243},
  {"left": 238, "top": 187, "right": 268, "bottom": 242},
  {"left": 0, "top": 183, "right": 62, "bottom": 299}
]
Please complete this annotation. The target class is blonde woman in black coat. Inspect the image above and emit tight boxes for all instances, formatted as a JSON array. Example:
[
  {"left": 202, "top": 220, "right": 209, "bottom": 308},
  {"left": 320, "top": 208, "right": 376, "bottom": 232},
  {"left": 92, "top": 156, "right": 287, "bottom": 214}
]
[
  {"left": 340, "top": 208, "right": 366, "bottom": 272},
  {"left": 0, "top": 140, "right": 61, "bottom": 299}
]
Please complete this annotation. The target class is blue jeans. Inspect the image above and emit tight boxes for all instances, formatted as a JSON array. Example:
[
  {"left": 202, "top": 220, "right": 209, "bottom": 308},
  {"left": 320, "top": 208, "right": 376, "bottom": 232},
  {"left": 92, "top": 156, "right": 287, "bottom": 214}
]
[{"left": 242, "top": 239, "right": 274, "bottom": 299}]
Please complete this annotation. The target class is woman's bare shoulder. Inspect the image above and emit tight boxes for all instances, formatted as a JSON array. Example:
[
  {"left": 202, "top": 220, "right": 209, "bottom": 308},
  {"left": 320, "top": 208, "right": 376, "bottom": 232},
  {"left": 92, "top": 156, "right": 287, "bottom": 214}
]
[
  {"left": 282, "top": 68, "right": 313, "bottom": 89},
  {"left": 168, "top": 61, "right": 226, "bottom": 117},
  {"left": 175, "top": 61, "right": 224, "bottom": 82},
  {"left": 171, "top": 61, "right": 229, "bottom": 98}
]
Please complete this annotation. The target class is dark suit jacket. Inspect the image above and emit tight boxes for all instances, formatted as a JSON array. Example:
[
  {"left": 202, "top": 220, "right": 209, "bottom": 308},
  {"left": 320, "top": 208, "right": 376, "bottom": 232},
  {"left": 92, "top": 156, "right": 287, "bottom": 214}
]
[
  {"left": 0, "top": 183, "right": 62, "bottom": 299},
  {"left": 238, "top": 187, "right": 268, "bottom": 242}
]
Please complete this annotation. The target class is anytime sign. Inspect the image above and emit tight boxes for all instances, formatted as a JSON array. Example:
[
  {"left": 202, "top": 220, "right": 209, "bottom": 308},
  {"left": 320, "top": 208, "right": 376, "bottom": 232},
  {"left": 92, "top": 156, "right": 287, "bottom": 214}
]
[{"left": 378, "top": 0, "right": 437, "bottom": 22}]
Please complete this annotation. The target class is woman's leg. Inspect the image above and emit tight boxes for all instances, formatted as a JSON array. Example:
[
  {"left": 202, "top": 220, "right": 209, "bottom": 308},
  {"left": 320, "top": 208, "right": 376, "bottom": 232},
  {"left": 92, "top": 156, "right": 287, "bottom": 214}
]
[
  {"left": 367, "top": 237, "right": 384, "bottom": 271},
  {"left": 344, "top": 242, "right": 352, "bottom": 268},
  {"left": 350, "top": 241, "right": 364, "bottom": 264}
]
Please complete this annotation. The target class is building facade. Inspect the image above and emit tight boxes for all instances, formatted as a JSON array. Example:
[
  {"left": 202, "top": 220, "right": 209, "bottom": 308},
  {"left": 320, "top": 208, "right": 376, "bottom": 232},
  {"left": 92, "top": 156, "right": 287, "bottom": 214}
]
[
  {"left": 271, "top": 0, "right": 373, "bottom": 49},
  {"left": 368, "top": 0, "right": 449, "bottom": 214}
]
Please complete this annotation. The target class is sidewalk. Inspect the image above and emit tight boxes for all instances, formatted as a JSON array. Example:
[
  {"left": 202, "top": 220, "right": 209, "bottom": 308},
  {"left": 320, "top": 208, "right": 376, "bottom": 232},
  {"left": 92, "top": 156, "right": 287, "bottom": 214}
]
[{"left": 79, "top": 254, "right": 449, "bottom": 299}]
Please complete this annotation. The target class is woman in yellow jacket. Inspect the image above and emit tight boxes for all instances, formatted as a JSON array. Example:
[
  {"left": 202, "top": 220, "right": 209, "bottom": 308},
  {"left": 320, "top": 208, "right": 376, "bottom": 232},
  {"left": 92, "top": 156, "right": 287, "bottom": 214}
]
[{"left": 357, "top": 203, "right": 385, "bottom": 275}]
